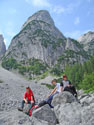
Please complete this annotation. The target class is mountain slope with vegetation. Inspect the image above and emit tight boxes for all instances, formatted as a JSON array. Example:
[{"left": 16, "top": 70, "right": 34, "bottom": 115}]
[
  {"left": 78, "top": 31, "right": 94, "bottom": 56},
  {"left": 64, "top": 57, "right": 94, "bottom": 93},
  {"left": 2, "top": 10, "right": 89, "bottom": 79}
]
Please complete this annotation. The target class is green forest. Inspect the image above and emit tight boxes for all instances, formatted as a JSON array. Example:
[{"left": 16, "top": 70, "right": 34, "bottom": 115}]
[
  {"left": 1, "top": 57, "right": 48, "bottom": 79},
  {"left": 1, "top": 57, "right": 94, "bottom": 93},
  {"left": 64, "top": 57, "right": 94, "bottom": 93}
]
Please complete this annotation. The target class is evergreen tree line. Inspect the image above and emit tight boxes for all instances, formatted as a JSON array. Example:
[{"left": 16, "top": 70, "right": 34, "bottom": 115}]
[{"left": 64, "top": 57, "right": 94, "bottom": 93}]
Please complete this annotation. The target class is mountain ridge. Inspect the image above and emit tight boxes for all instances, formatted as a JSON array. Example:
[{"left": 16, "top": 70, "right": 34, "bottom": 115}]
[
  {"left": 5, "top": 10, "right": 88, "bottom": 68},
  {"left": 77, "top": 31, "right": 94, "bottom": 56}
]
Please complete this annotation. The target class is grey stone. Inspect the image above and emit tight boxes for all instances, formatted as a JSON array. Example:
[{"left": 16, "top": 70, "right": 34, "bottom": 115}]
[
  {"left": 32, "top": 105, "right": 58, "bottom": 124},
  {"left": 0, "top": 34, "right": 6, "bottom": 58},
  {"left": 52, "top": 91, "right": 76, "bottom": 107},
  {"left": 77, "top": 31, "right": 94, "bottom": 56},
  {"left": 52, "top": 91, "right": 94, "bottom": 125}
]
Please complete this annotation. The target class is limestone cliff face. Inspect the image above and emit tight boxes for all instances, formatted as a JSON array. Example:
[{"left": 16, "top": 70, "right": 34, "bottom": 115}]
[
  {"left": 77, "top": 31, "right": 94, "bottom": 56},
  {"left": 5, "top": 10, "right": 88, "bottom": 67},
  {"left": 0, "top": 34, "right": 6, "bottom": 58}
]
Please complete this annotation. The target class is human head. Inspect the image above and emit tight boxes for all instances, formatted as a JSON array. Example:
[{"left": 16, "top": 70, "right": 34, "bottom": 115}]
[
  {"left": 63, "top": 74, "right": 67, "bottom": 81},
  {"left": 51, "top": 79, "right": 57, "bottom": 85},
  {"left": 26, "top": 87, "right": 30, "bottom": 93}
]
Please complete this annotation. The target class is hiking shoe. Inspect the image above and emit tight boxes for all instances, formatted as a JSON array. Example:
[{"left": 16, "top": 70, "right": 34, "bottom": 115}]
[
  {"left": 34, "top": 105, "right": 39, "bottom": 109},
  {"left": 25, "top": 111, "right": 30, "bottom": 116},
  {"left": 18, "top": 107, "right": 23, "bottom": 111},
  {"left": 48, "top": 103, "right": 54, "bottom": 108}
]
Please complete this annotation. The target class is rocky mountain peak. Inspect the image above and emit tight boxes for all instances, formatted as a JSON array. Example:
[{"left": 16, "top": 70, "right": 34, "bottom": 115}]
[
  {"left": 77, "top": 31, "right": 94, "bottom": 44},
  {"left": 77, "top": 31, "right": 94, "bottom": 55},
  {"left": 21, "top": 10, "right": 54, "bottom": 30},
  {"left": 5, "top": 10, "right": 88, "bottom": 71},
  {"left": 0, "top": 34, "right": 6, "bottom": 58}
]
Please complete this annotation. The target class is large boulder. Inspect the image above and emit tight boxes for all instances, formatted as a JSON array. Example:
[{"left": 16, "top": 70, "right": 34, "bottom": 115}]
[
  {"left": 52, "top": 91, "right": 94, "bottom": 125},
  {"left": 79, "top": 93, "right": 94, "bottom": 106},
  {"left": 32, "top": 105, "right": 58, "bottom": 124},
  {"left": 52, "top": 91, "right": 77, "bottom": 107},
  {"left": 0, "top": 109, "right": 53, "bottom": 125}
]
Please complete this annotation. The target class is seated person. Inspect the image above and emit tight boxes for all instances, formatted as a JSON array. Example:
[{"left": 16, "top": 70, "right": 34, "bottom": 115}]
[
  {"left": 61, "top": 75, "right": 77, "bottom": 97},
  {"left": 18, "top": 87, "right": 35, "bottom": 114},
  {"left": 38, "top": 79, "right": 62, "bottom": 108}
]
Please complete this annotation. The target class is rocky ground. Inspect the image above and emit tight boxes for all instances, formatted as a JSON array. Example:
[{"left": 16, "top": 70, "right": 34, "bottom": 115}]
[
  {"left": 0, "top": 66, "right": 50, "bottom": 125},
  {"left": 0, "top": 66, "right": 94, "bottom": 125}
]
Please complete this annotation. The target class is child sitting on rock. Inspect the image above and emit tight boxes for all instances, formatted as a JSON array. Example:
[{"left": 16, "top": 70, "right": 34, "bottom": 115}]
[
  {"left": 61, "top": 75, "right": 77, "bottom": 97},
  {"left": 38, "top": 79, "right": 62, "bottom": 108}
]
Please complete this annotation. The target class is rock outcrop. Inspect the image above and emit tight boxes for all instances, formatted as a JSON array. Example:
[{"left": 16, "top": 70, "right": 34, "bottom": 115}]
[
  {"left": 32, "top": 105, "right": 58, "bottom": 124},
  {"left": 0, "top": 34, "right": 6, "bottom": 58},
  {"left": 52, "top": 92, "right": 94, "bottom": 125},
  {"left": 77, "top": 31, "right": 94, "bottom": 56},
  {"left": 5, "top": 10, "right": 88, "bottom": 68}
]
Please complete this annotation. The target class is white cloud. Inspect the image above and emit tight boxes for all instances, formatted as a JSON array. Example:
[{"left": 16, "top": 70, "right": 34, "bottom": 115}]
[
  {"left": 0, "top": 21, "right": 16, "bottom": 47},
  {"left": 7, "top": 8, "right": 17, "bottom": 14},
  {"left": 74, "top": 17, "right": 80, "bottom": 25},
  {"left": 52, "top": 1, "right": 82, "bottom": 14},
  {"left": 6, "top": 31, "right": 16, "bottom": 37},
  {"left": 87, "top": 0, "right": 93, "bottom": 2},
  {"left": 64, "top": 29, "right": 94, "bottom": 39},
  {"left": 64, "top": 30, "right": 82, "bottom": 39},
  {"left": 25, "top": 0, "right": 82, "bottom": 15},
  {"left": 50, "top": 2, "right": 80, "bottom": 14},
  {"left": 5, "top": 21, "right": 16, "bottom": 37},
  {"left": 52, "top": 6, "right": 65, "bottom": 14},
  {"left": 25, "top": 0, "right": 50, "bottom": 7}
]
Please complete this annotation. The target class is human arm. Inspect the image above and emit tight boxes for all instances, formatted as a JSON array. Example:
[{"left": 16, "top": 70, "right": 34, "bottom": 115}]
[
  {"left": 67, "top": 81, "right": 72, "bottom": 87},
  {"left": 24, "top": 93, "right": 28, "bottom": 103},
  {"left": 60, "top": 81, "right": 63, "bottom": 92},
  {"left": 30, "top": 90, "right": 35, "bottom": 103},
  {"left": 24, "top": 98, "right": 28, "bottom": 103},
  {"left": 31, "top": 96, "right": 34, "bottom": 103},
  {"left": 48, "top": 87, "right": 57, "bottom": 97},
  {"left": 60, "top": 86, "right": 63, "bottom": 92}
]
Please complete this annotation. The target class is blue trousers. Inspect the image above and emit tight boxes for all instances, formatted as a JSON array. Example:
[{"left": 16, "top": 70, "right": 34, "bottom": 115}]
[
  {"left": 21, "top": 100, "right": 35, "bottom": 112},
  {"left": 45, "top": 92, "right": 59, "bottom": 104}
]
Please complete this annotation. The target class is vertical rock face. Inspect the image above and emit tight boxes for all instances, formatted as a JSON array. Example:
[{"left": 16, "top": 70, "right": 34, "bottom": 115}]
[
  {"left": 5, "top": 10, "right": 88, "bottom": 67},
  {"left": 77, "top": 31, "right": 94, "bottom": 56},
  {"left": 0, "top": 34, "right": 6, "bottom": 58}
]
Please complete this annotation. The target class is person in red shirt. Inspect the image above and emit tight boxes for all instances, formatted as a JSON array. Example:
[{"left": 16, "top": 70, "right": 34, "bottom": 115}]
[{"left": 18, "top": 87, "right": 35, "bottom": 114}]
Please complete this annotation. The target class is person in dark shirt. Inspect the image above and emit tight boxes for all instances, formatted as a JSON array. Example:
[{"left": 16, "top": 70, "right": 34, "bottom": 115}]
[{"left": 60, "top": 75, "right": 77, "bottom": 97}]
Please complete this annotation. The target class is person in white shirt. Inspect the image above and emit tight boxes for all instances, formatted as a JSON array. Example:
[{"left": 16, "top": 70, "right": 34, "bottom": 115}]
[{"left": 38, "top": 79, "right": 62, "bottom": 108}]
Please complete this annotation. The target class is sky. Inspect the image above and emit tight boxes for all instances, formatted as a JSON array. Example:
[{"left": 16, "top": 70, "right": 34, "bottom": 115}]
[{"left": 0, "top": 0, "right": 94, "bottom": 49}]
